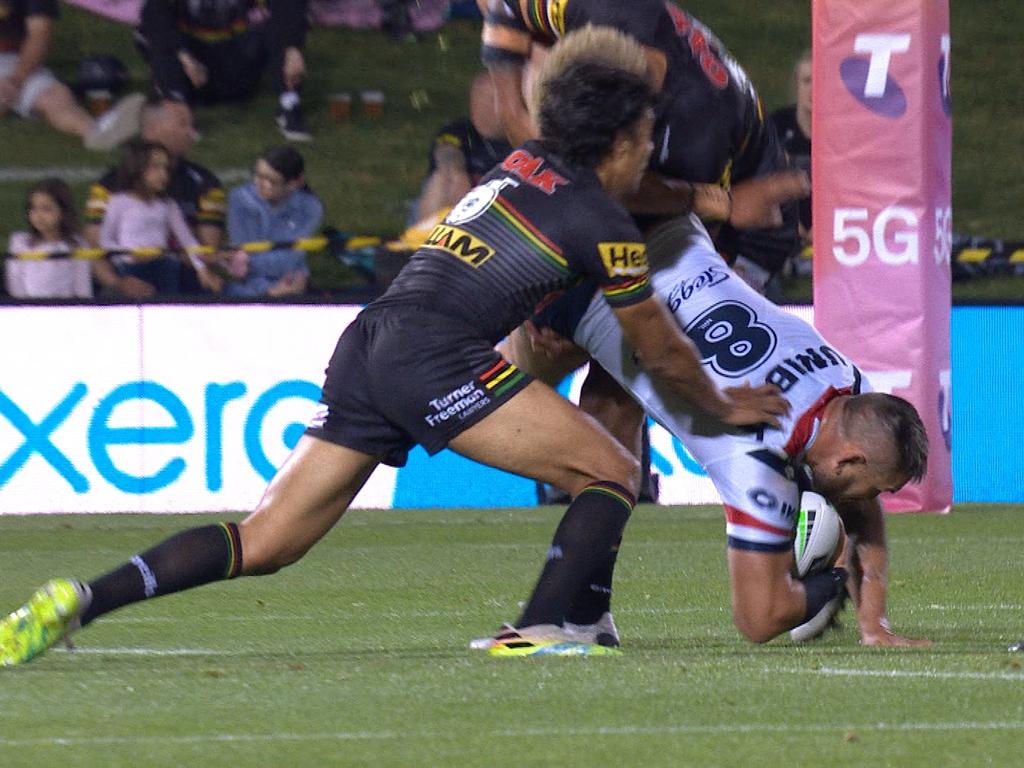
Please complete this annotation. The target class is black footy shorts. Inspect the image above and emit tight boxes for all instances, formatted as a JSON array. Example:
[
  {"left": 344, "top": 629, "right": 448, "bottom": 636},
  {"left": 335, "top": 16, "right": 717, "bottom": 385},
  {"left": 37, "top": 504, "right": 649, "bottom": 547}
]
[{"left": 305, "top": 306, "right": 532, "bottom": 467}]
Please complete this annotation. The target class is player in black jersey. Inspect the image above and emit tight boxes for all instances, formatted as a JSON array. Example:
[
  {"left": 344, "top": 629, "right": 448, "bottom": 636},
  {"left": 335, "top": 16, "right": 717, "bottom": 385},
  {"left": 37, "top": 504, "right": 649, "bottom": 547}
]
[
  {"left": 0, "top": 52, "right": 788, "bottom": 665},
  {"left": 478, "top": 0, "right": 807, "bottom": 285}
]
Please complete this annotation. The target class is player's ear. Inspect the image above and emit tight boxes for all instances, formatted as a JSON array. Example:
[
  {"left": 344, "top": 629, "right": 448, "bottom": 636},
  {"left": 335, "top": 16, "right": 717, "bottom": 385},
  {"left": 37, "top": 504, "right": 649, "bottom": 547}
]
[{"left": 836, "top": 453, "right": 868, "bottom": 472}]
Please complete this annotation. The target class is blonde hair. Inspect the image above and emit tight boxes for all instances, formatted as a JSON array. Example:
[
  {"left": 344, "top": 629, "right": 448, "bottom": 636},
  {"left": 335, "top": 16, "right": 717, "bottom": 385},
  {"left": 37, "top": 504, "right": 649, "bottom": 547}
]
[{"left": 528, "top": 25, "right": 648, "bottom": 118}]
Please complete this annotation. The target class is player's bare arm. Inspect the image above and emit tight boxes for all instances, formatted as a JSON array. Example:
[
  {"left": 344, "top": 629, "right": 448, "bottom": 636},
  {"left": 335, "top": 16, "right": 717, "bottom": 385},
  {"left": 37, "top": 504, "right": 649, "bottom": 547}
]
[
  {"left": 611, "top": 296, "right": 789, "bottom": 428},
  {"left": 837, "top": 498, "right": 932, "bottom": 647}
]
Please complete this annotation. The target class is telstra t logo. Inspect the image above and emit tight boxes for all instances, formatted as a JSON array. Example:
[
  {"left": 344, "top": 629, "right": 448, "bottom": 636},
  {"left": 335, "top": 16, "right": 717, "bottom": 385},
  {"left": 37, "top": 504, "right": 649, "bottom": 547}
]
[{"left": 840, "top": 33, "right": 910, "bottom": 117}]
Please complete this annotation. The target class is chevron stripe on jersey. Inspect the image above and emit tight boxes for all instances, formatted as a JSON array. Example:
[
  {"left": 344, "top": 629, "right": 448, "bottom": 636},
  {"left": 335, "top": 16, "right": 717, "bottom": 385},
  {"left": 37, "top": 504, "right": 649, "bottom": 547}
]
[{"left": 488, "top": 196, "right": 569, "bottom": 273}]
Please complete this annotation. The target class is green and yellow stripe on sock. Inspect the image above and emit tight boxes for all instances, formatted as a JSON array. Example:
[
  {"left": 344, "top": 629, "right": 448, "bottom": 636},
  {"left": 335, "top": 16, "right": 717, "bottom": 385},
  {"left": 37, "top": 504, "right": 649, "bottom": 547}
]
[
  {"left": 218, "top": 522, "right": 243, "bottom": 579},
  {"left": 579, "top": 481, "right": 636, "bottom": 512}
]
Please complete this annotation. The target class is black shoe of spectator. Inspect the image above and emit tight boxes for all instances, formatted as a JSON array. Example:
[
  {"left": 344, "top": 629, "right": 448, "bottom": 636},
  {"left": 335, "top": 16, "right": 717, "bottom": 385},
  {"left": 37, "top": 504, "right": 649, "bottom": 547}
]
[{"left": 277, "top": 106, "right": 313, "bottom": 142}]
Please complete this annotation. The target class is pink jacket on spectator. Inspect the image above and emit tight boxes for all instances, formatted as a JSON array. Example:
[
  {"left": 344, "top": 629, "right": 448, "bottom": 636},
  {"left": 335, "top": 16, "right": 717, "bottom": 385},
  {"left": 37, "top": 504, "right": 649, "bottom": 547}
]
[{"left": 99, "top": 193, "right": 198, "bottom": 260}]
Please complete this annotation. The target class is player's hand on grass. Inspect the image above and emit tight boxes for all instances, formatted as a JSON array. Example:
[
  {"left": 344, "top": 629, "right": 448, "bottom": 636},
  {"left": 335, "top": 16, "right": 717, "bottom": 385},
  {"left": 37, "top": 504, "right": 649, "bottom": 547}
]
[
  {"left": 860, "top": 619, "right": 933, "bottom": 648},
  {"left": 728, "top": 170, "right": 810, "bottom": 230},
  {"left": 721, "top": 383, "right": 789, "bottom": 429}
]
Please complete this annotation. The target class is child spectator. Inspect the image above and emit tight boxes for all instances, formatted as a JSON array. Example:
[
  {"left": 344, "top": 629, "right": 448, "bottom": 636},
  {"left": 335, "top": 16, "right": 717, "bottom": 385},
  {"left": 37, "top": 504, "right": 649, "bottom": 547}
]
[
  {"left": 5, "top": 178, "right": 92, "bottom": 298},
  {"left": 226, "top": 146, "right": 322, "bottom": 298},
  {"left": 99, "top": 140, "right": 221, "bottom": 297}
]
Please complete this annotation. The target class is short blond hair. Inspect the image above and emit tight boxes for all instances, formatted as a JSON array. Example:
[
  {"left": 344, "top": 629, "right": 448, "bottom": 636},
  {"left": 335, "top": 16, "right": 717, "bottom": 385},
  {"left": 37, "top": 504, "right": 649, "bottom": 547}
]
[{"left": 529, "top": 25, "right": 648, "bottom": 118}]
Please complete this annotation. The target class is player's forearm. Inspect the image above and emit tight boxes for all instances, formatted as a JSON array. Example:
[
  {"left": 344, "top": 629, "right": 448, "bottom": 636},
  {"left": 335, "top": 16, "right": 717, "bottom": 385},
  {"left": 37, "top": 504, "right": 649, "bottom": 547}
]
[
  {"left": 638, "top": 335, "right": 731, "bottom": 420},
  {"left": 621, "top": 173, "right": 695, "bottom": 216},
  {"left": 852, "top": 540, "right": 891, "bottom": 637}
]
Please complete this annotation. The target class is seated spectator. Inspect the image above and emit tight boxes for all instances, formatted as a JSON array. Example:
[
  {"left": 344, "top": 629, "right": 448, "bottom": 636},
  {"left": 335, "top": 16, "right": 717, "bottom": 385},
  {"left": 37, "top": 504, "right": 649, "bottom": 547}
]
[
  {"left": 98, "top": 140, "right": 222, "bottom": 297},
  {"left": 86, "top": 98, "right": 226, "bottom": 299},
  {"left": 5, "top": 178, "right": 92, "bottom": 298},
  {"left": 226, "top": 146, "right": 322, "bottom": 298},
  {"left": 411, "top": 72, "right": 512, "bottom": 224},
  {"left": 0, "top": 0, "right": 144, "bottom": 150},
  {"left": 135, "top": 0, "right": 312, "bottom": 142},
  {"left": 769, "top": 49, "right": 812, "bottom": 250}
]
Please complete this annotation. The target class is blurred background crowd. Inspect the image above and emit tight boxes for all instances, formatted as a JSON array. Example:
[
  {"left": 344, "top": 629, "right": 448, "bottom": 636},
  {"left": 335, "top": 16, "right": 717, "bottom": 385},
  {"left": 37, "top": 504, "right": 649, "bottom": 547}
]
[{"left": 1, "top": 0, "right": 1019, "bottom": 303}]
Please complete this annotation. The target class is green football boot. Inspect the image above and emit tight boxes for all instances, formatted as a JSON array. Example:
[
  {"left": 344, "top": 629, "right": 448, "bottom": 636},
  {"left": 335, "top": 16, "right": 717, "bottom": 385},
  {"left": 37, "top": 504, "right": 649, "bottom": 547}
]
[{"left": 0, "top": 579, "right": 90, "bottom": 667}]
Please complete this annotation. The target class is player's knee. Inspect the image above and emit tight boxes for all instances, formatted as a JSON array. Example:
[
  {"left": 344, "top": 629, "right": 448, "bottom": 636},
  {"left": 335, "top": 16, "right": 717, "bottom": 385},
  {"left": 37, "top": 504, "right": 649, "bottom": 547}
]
[
  {"left": 237, "top": 521, "right": 311, "bottom": 575},
  {"left": 593, "top": 445, "right": 641, "bottom": 497},
  {"left": 732, "top": 604, "right": 789, "bottom": 644}
]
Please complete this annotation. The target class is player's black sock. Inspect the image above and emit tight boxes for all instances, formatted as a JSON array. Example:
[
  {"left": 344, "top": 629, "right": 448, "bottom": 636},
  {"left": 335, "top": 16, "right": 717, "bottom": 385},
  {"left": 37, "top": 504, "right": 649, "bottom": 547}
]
[
  {"left": 516, "top": 482, "right": 634, "bottom": 629},
  {"left": 80, "top": 523, "right": 243, "bottom": 626},
  {"left": 801, "top": 567, "right": 848, "bottom": 623},
  {"left": 564, "top": 534, "right": 622, "bottom": 625}
]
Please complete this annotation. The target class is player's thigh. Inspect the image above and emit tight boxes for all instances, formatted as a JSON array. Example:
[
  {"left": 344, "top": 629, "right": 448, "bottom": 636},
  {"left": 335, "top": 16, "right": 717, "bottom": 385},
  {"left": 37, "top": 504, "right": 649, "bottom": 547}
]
[
  {"left": 448, "top": 379, "right": 640, "bottom": 496},
  {"left": 239, "top": 435, "right": 379, "bottom": 572}
]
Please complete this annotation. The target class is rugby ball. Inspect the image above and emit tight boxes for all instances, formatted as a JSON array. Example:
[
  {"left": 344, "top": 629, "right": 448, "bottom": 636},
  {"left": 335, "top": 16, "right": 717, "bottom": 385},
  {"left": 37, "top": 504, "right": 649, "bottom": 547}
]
[{"left": 792, "top": 491, "right": 844, "bottom": 578}]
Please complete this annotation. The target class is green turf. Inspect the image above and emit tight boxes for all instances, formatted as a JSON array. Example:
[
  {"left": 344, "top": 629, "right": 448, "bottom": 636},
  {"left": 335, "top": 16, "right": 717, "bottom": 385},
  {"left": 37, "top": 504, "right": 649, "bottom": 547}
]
[
  {"left": 1, "top": 504, "right": 1021, "bottom": 766},
  {"left": 1, "top": 2, "right": 1022, "bottom": 299}
]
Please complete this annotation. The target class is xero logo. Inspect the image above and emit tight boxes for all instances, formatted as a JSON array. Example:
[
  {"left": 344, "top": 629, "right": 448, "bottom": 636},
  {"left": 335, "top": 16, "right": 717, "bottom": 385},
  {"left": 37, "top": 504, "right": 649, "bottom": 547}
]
[{"left": 840, "top": 33, "right": 910, "bottom": 117}]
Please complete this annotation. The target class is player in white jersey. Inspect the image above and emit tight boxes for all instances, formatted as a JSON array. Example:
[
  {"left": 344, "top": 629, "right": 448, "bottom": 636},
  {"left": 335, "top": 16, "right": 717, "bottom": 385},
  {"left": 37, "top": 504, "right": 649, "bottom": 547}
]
[{"left": 510, "top": 215, "right": 931, "bottom": 647}]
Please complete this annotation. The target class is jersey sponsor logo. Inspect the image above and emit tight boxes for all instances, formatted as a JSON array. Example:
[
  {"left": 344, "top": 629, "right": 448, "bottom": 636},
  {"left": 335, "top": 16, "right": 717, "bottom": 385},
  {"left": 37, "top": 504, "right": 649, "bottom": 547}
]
[
  {"left": 424, "top": 225, "right": 495, "bottom": 267},
  {"left": 447, "top": 178, "right": 520, "bottom": 225},
  {"left": 598, "top": 242, "right": 648, "bottom": 278},
  {"left": 665, "top": 3, "right": 729, "bottom": 90},
  {"left": 666, "top": 264, "right": 729, "bottom": 310},
  {"left": 424, "top": 380, "right": 491, "bottom": 427},
  {"left": 500, "top": 149, "right": 569, "bottom": 194},
  {"left": 841, "top": 34, "right": 910, "bottom": 117}
]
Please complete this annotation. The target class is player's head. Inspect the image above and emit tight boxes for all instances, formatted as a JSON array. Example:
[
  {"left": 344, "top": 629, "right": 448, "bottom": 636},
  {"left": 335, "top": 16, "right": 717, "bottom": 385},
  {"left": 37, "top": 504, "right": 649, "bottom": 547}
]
[
  {"left": 806, "top": 393, "right": 929, "bottom": 502},
  {"left": 532, "top": 26, "right": 656, "bottom": 186}
]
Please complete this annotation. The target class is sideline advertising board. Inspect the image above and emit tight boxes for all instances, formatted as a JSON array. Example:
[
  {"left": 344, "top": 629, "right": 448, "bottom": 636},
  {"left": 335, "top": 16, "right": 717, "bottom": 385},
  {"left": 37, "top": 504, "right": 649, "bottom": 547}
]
[{"left": 1, "top": 305, "right": 1019, "bottom": 513}]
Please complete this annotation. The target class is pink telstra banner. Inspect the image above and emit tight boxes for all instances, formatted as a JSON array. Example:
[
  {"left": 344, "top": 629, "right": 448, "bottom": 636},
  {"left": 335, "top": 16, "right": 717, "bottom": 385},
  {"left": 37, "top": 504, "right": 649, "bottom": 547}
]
[{"left": 812, "top": 0, "right": 952, "bottom": 513}]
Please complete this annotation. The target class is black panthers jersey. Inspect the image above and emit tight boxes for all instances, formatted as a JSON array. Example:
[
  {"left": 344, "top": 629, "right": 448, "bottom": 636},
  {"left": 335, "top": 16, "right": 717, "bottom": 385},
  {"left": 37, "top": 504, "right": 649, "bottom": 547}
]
[
  {"left": 480, "top": 0, "right": 763, "bottom": 186},
  {"left": 372, "top": 141, "right": 652, "bottom": 345}
]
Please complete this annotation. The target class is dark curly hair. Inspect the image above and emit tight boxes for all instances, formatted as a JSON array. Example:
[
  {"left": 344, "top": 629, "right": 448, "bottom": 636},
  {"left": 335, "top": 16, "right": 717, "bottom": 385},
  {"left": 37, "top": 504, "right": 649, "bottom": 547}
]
[{"left": 537, "top": 61, "right": 657, "bottom": 169}]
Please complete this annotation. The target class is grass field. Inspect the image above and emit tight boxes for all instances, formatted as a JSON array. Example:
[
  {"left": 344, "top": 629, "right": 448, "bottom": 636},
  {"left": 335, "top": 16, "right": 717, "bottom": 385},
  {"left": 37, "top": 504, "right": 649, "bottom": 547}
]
[{"left": 1, "top": 504, "right": 1022, "bottom": 766}]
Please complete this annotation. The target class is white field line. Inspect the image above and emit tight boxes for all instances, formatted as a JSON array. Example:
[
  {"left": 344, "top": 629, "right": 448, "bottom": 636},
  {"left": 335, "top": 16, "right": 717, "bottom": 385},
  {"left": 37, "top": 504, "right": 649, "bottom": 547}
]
[
  {"left": 0, "top": 166, "right": 249, "bottom": 184},
  {"left": 54, "top": 647, "right": 234, "bottom": 656},
  {"left": 1, "top": 720, "right": 1023, "bottom": 748},
  {"left": 778, "top": 666, "right": 1024, "bottom": 682}
]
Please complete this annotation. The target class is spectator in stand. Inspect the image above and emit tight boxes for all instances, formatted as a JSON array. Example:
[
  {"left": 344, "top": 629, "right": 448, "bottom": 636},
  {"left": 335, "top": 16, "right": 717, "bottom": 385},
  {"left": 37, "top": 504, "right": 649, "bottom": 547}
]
[
  {"left": 769, "top": 49, "right": 812, "bottom": 254},
  {"left": 5, "top": 178, "right": 92, "bottom": 299},
  {"left": 411, "top": 72, "right": 512, "bottom": 224},
  {"left": 135, "top": 0, "right": 312, "bottom": 142},
  {"left": 225, "top": 146, "right": 322, "bottom": 298},
  {"left": 98, "top": 140, "right": 223, "bottom": 297},
  {"left": 0, "top": 0, "right": 144, "bottom": 151},
  {"left": 86, "top": 98, "right": 226, "bottom": 299}
]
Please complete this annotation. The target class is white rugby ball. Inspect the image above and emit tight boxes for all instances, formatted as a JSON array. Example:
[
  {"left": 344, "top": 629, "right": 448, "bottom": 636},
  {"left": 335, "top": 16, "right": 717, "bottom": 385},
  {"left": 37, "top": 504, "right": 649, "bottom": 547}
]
[{"left": 792, "top": 491, "right": 843, "bottom": 578}]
